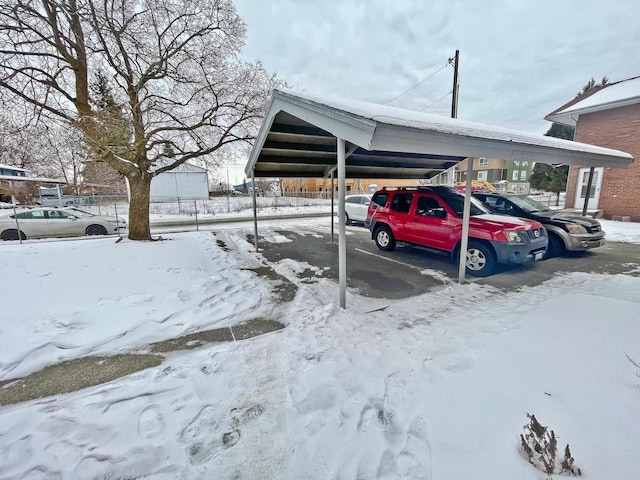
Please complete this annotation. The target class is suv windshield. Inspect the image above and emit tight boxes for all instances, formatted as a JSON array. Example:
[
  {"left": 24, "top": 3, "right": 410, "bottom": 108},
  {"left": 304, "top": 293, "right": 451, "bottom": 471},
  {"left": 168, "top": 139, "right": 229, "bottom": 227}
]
[
  {"left": 508, "top": 196, "right": 552, "bottom": 213},
  {"left": 440, "top": 194, "right": 490, "bottom": 217}
]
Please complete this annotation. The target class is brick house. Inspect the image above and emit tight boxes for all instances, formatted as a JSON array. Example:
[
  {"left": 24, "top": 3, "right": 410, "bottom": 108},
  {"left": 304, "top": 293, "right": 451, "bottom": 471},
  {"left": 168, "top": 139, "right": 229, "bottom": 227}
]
[{"left": 545, "top": 76, "right": 640, "bottom": 221}]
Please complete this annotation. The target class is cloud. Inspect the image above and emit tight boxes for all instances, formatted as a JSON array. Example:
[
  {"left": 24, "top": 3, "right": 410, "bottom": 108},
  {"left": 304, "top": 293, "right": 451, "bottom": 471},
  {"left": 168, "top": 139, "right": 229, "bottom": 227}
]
[{"left": 234, "top": 0, "right": 640, "bottom": 134}]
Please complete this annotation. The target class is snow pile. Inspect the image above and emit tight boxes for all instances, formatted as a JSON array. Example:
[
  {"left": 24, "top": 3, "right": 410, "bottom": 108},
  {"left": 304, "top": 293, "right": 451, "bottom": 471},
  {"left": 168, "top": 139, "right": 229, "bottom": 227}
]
[{"left": 601, "top": 218, "right": 640, "bottom": 244}]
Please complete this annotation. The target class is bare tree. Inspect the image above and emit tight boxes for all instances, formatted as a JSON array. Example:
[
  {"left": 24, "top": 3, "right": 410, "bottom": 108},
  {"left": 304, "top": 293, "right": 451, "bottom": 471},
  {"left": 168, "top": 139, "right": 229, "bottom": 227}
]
[
  {"left": 0, "top": 113, "right": 111, "bottom": 193},
  {"left": 0, "top": 0, "right": 278, "bottom": 239}
]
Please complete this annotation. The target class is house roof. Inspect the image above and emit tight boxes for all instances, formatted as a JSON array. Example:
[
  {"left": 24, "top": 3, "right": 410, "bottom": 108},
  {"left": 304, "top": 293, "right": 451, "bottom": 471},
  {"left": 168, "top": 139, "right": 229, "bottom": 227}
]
[
  {"left": 0, "top": 174, "right": 66, "bottom": 183},
  {"left": 151, "top": 161, "right": 207, "bottom": 174},
  {"left": 545, "top": 76, "right": 640, "bottom": 126},
  {"left": 0, "top": 164, "right": 26, "bottom": 172},
  {"left": 246, "top": 89, "right": 633, "bottom": 179}
]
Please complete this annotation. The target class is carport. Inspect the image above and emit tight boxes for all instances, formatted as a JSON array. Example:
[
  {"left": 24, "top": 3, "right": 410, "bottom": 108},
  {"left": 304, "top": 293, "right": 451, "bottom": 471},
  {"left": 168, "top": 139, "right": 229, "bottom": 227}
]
[{"left": 245, "top": 89, "right": 634, "bottom": 308}]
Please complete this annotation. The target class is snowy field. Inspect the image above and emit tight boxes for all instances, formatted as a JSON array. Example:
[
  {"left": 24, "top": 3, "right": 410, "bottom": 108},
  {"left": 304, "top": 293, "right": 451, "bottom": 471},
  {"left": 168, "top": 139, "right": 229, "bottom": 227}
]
[{"left": 1, "top": 217, "right": 639, "bottom": 479}]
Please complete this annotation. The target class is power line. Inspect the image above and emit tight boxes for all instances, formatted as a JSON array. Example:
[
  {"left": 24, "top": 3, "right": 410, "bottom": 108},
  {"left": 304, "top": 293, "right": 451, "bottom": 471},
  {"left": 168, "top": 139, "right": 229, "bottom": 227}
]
[
  {"left": 384, "top": 62, "right": 450, "bottom": 105},
  {"left": 420, "top": 90, "right": 452, "bottom": 112}
]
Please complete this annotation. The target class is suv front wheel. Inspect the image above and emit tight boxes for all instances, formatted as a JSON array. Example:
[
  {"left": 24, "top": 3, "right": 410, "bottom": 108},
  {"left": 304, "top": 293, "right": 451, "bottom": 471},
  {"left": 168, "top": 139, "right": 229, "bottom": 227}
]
[
  {"left": 465, "top": 241, "right": 496, "bottom": 277},
  {"left": 374, "top": 225, "right": 396, "bottom": 251}
]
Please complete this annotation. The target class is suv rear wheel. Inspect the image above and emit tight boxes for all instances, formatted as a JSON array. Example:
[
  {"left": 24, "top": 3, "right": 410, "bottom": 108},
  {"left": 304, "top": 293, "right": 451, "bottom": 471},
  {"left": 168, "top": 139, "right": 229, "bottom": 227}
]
[
  {"left": 374, "top": 225, "right": 396, "bottom": 251},
  {"left": 465, "top": 241, "right": 496, "bottom": 277}
]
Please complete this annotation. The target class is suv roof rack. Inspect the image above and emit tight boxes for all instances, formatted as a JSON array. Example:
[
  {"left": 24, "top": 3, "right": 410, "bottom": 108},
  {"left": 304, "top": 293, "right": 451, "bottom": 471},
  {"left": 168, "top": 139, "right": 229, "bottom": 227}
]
[{"left": 379, "top": 185, "right": 460, "bottom": 194}]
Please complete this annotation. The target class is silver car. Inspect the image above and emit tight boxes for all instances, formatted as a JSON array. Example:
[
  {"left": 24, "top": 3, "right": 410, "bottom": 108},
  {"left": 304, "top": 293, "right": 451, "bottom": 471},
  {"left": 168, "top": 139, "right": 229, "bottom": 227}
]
[{"left": 0, "top": 206, "right": 126, "bottom": 241}]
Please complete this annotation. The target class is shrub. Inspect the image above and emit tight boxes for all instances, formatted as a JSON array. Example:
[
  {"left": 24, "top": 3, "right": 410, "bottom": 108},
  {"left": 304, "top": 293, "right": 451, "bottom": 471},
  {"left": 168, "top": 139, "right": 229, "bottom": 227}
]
[
  {"left": 520, "top": 413, "right": 581, "bottom": 478},
  {"left": 625, "top": 352, "right": 640, "bottom": 384}
]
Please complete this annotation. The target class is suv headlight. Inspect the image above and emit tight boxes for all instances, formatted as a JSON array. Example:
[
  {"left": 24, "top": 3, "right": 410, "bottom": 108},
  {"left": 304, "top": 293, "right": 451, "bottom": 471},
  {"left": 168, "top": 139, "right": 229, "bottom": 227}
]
[
  {"left": 503, "top": 230, "right": 523, "bottom": 242},
  {"left": 566, "top": 224, "right": 587, "bottom": 234}
]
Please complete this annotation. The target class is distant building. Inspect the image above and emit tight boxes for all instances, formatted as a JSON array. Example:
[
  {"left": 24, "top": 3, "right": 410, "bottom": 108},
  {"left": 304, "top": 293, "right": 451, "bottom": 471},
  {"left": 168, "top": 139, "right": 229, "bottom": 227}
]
[
  {"left": 0, "top": 164, "right": 26, "bottom": 177},
  {"left": 0, "top": 164, "right": 65, "bottom": 204},
  {"left": 280, "top": 178, "right": 413, "bottom": 197},
  {"left": 454, "top": 157, "right": 532, "bottom": 194},
  {"left": 546, "top": 76, "right": 640, "bottom": 221},
  {"left": 278, "top": 157, "right": 533, "bottom": 197},
  {"left": 147, "top": 162, "right": 209, "bottom": 202}
]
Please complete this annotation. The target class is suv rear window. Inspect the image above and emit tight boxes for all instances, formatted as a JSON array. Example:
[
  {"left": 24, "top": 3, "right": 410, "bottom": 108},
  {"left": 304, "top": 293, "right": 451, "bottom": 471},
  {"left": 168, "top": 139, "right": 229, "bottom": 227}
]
[{"left": 372, "top": 193, "right": 389, "bottom": 207}]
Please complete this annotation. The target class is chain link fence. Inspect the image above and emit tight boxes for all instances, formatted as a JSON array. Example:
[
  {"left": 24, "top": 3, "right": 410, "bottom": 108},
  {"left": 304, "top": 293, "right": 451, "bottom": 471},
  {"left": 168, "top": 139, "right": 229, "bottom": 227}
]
[{"left": 45, "top": 193, "right": 333, "bottom": 220}]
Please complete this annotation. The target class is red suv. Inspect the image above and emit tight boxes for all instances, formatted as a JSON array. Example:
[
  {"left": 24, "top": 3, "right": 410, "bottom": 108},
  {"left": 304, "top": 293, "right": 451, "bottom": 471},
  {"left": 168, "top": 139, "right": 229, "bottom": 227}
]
[{"left": 367, "top": 186, "right": 548, "bottom": 277}]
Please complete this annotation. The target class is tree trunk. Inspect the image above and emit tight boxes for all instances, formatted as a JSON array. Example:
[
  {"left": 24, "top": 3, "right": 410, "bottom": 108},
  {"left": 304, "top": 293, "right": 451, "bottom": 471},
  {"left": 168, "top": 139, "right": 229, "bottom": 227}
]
[{"left": 127, "top": 173, "right": 152, "bottom": 240}]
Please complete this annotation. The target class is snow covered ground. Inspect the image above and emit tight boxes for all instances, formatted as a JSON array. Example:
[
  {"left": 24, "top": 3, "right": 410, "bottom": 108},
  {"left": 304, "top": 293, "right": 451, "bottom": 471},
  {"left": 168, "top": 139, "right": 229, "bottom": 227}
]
[{"left": 1, "top": 217, "right": 639, "bottom": 479}]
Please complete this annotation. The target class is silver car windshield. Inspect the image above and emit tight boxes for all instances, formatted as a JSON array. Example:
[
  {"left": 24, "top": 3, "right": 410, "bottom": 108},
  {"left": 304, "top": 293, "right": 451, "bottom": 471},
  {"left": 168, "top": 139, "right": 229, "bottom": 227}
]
[
  {"left": 65, "top": 208, "right": 96, "bottom": 218},
  {"left": 508, "top": 196, "right": 552, "bottom": 213},
  {"left": 440, "top": 194, "right": 490, "bottom": 216}
]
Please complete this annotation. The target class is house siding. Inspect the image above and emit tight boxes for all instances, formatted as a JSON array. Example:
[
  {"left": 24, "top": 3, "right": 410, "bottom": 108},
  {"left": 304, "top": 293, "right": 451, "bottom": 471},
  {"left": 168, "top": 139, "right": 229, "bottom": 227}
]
[{"left": 566, "top": 103, "right": 640, "bottom": 221}]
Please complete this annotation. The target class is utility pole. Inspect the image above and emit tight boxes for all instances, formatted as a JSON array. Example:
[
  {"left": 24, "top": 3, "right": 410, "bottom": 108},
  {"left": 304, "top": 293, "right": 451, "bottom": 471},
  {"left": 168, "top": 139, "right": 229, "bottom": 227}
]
[
  {"left": 450, "top": 49, "right": 459, "bottom": 119},
  {"left": 447, "top": 49, "right": 460, "bottom": 186}
]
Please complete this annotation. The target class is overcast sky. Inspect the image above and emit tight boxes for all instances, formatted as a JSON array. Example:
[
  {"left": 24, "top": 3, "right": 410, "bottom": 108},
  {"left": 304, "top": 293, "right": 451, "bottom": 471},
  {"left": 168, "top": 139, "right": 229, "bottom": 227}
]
[{"left": 223, "top": 0, "right": 639, "bottom": 183}]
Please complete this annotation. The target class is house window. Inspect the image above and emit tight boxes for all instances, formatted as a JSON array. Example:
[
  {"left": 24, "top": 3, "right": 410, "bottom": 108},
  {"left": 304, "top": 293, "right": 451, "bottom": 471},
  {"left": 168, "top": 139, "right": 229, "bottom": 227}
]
[
  {"left": 520, "top": 170, "right": 527, "bottom": 180},
  {"left": 477, "top": 170, "right": 488, "bottom": 181},
  {"left": 479, "top": 157, "right": 488, "bottom": 166},
  {"left": 522, "top": 161, "right": 529, "bottom": 166},
  {"left": 512, "top": 170, "right": 519, "bottom": 181}
]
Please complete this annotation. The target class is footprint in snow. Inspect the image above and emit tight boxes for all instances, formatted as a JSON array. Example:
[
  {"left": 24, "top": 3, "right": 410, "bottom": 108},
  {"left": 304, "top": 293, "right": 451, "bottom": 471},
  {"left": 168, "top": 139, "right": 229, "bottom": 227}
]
[
  {"left": 396, "top": 416, "right": 432, "bottom": 479},
  {"left": 138, "top": 404, "right": 165, "bottom": 440},
  {"left": 180, "top": 406, "right": 223, "bottom": 464},
  {"left": 222, "top": 404, "right": 264, "bottom": 449}
]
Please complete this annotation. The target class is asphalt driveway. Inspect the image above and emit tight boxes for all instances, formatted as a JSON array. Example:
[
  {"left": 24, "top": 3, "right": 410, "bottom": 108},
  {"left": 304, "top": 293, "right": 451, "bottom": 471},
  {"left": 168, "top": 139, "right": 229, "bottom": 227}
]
[{"left": 258, "top": 224, "right": 640, "bottom": 298}]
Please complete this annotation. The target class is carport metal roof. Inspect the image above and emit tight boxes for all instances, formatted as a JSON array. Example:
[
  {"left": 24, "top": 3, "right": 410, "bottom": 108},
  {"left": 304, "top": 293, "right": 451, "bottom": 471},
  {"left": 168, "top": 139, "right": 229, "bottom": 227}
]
[
  {"left": 245, "top": 89, "right": 634, "bottom": 309},
  {"left": 246, "top": 89, "right": 633, "bottom": 179}
]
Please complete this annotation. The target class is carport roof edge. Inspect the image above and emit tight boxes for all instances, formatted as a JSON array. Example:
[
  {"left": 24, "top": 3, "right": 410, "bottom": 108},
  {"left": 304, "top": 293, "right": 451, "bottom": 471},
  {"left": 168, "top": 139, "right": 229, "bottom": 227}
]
[{"left": 245, "top": 89, "right": 634, "bottom": 178}]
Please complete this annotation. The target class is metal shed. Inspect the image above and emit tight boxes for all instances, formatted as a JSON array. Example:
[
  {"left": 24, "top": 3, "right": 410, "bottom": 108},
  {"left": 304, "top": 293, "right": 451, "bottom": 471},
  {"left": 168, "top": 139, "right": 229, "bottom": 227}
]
[
  {"left": 246, "top": 89, "right": 634, "bottom": 308},
  {"left": 149, "top": 162, "right": 209, "bottom": 202}
]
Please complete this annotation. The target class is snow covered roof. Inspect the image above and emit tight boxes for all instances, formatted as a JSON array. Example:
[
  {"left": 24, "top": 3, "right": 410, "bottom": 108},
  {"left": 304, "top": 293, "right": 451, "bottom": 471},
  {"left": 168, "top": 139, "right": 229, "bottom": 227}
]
[
  {"left": 545, "top": 76, "right": 640, "bottom": 127},
  {"left": 0, "top": 164, "right": 26, "bottom": 172},
  {"left": 151, "top": 161, "right": 208, "bottom": 174},
  {"left": 246, "top": 89, "right": 633, "bottom": 179},
  {"left": 0, "top": 174, "right": 66, "bottom": 183}
]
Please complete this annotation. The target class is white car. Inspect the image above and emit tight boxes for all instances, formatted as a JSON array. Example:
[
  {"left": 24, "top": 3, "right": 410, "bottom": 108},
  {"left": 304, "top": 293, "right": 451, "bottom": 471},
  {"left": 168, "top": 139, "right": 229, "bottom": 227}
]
[
  {"left": 344, "top": 194, "right": 372, "bottom": 225},
  {"left": 0, "top": 206, "right": 126, "bottom": 241}
]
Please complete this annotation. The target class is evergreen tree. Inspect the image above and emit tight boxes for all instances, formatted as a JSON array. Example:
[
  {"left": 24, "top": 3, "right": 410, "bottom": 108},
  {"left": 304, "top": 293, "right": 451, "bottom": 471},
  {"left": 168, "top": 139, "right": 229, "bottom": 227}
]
[
  {"left": 529, "top": 164, "right": 569, "bottom": 206},
  {"left": 544, "top": 122, "right": 574, "bottom": 140}
]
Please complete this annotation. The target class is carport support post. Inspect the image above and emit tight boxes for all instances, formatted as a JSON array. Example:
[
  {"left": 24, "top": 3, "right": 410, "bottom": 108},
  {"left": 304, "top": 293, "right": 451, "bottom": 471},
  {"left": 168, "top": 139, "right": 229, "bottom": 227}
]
[
  {"left": 331, "top": 170, "right": 335, "bottom": 243},
  {"left": 582, "top": 167, "right": 595, "bottom": 217},
  {"left": 337, "top": 138, "right": 347, "bottom": 309},
  {"left": 458, "top": 157, "right": 474, "bottom": 283},
  {"left": 252, "top": 169, "right": 259, "bottom": 251}
]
